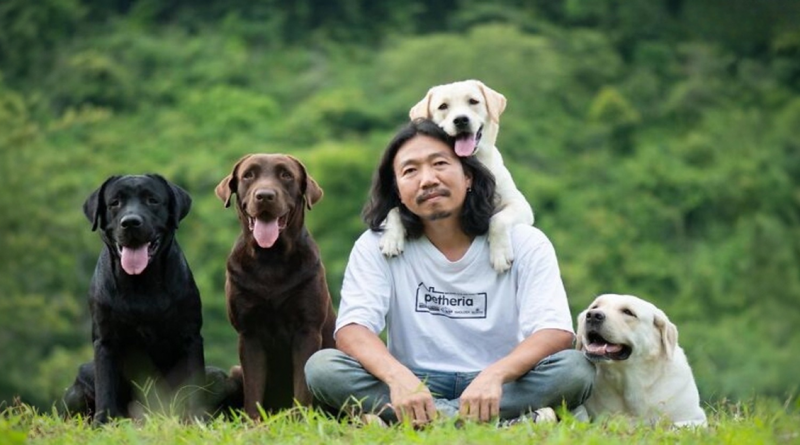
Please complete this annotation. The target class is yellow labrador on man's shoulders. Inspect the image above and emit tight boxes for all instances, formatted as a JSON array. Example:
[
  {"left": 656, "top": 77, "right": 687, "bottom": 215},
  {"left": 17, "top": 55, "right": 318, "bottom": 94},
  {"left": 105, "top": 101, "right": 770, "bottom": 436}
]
[
  {"left": 380, "top": 79, "right": 534, "bottom": 272},
  {"left": 576, "top": 294, "right": 707, "bottom": 427}
]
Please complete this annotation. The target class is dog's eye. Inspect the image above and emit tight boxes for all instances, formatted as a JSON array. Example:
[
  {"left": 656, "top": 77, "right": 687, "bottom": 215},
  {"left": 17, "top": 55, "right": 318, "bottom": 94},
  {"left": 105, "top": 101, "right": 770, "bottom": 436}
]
[
  {"left": 147, "top": 197, "right": 160, "bottom": 205},
  {"left": 280, "top": 170, "right": 293, "bottom": 181},
  {"left": 242, "top": 170, "right": 255, "bottom": 180},
  {"left": 437, "top": 103, "right": 448, "bottom": 111},
  {"left": 622, "top": 308, "right": 636, "bottom": 317},
  {"left": 469, "top": 98, "right": 480, "bottom": 105},
  {"left": 108, "top": 199, "right": 120, "bottom": 208}
]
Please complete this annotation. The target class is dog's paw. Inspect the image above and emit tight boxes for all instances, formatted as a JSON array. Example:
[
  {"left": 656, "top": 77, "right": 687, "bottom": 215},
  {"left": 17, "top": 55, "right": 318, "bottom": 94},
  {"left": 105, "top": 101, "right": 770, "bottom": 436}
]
[
  {"left": 379, "top": 208, "right": 406, "bottom": 257},
  {"left": 489, "top": 243, "right": 514, "bottom": 273},
  {"left": 488, "top": 223, "right": 514, "bottom": 273},
  {"left": 380, "top": 230, "right": 406, "bottom": 257}
]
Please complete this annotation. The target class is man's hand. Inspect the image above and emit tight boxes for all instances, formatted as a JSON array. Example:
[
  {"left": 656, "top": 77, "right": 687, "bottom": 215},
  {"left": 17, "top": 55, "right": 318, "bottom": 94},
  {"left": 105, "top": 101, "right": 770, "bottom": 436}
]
[
  {"left": 458, "top": 371, "right": 503, "bottom": 422},
  {"left": 458, "top": 329, "right": 575, "bottom": 422},
  {"left": 337, "top": 324, "right": 439, "bottom": 426},
  {"left": 388, "top": 372, "right": 438, "bottom": 426}
]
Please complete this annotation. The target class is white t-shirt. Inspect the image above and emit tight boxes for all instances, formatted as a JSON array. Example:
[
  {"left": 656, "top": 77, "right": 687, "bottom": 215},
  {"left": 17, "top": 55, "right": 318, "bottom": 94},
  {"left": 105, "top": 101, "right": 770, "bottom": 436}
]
[{"left": 335, "top": 225, "right": 574, "bottom": 373}]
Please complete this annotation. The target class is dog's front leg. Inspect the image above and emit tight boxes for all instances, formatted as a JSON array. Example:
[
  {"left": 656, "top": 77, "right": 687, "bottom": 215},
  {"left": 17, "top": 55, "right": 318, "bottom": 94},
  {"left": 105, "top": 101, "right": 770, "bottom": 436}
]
[
  {"left": 291, "top": 328, "right": 322, "bottom": 406},
  {"left": 181, "top": 335, "right": 207, "bottom": 419},
  {"left": 487, "top": 165, "right": 534, "bottom": 273},
  {"left": 379, "top": 207, "right": 405, "bottom": 256},
  {"left": 93, "top": 339, "right": 124, "bottom": 424},
  {"left": 239, "top": 334, "right": 267, "bottom": 420}
]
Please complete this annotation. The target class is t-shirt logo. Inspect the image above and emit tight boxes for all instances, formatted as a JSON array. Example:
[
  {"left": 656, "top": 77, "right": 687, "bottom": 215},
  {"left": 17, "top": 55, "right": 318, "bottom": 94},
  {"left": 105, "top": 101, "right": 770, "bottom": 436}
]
[{"left": 414, "top": 282, "right": 487, "bottom": 319}]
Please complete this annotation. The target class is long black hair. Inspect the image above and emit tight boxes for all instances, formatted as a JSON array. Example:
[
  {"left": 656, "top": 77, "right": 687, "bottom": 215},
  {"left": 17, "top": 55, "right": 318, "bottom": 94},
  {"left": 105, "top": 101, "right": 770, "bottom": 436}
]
[{"left": 362, "top": 118, "right": 497, "bottom": 239}]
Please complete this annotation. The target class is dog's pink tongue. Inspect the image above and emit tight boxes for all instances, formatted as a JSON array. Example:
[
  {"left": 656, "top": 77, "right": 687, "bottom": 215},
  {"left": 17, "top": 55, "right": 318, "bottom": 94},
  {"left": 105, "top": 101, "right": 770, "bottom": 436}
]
[
  {"left": 253, "top": 218, "right": 280, "bottom": 248},
  {"left": 454, "top": 135, "right": 476, "bottom": 157},
  {"left": 585, "top": 342, "right": 622, "bottom": 355},
  {"left": 121, "top": 245, "right": 149, "bottom": 275},
  {"left": 585, "top": 343, "right": 607, "bottom": 355}
]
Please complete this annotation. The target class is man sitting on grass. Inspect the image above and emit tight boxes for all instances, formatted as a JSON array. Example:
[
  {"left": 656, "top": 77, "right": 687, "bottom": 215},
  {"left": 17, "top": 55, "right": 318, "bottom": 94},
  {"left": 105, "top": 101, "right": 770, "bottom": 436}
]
[{"left": 305, "top": 118, "right": 593, "bottom": 426}]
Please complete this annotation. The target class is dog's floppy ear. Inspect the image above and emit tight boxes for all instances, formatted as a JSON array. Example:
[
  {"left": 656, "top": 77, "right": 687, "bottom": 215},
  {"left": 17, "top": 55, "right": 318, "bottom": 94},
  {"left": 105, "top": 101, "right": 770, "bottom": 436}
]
[
  {"left": 654, "top": 309, "right": 678, "bottom": 359},
  {"left": 170, "top": 183, "right": 192, "bottom": 225},
  {"left": 83, "top": 176, "right": 120, "bottom": 232},
  {"left": 409, "top": 88, "right": 434, "bottom": 120},
  {"left": 475, "top": 80, "right": 507, "bottom": 124},
  {"left": 150, "top": 174, "right": 192, "bottom": 229},
  {"left": 288, "top": 155, "right": 323, "bottom": 210},
  {"left": 304, "top": 175, "right": 323, "bottom": 210},
  {"left": 216, "top": 155, "right": 252, "bottom": 208},
  {"left": 574, "top": 309, "right": 587, "bottom": 350}
]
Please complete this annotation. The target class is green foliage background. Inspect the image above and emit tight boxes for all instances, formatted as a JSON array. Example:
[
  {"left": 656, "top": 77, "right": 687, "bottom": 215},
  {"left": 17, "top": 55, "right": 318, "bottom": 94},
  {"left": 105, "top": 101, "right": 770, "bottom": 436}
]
[{"left": 1, "top": 0, "right": 799, "bottom": 409}]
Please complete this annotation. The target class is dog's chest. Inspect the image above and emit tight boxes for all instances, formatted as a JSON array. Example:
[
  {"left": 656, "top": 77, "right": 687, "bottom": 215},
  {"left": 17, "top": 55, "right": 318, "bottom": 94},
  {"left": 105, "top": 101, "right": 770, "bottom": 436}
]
[
  {"left": 229, "top": 281, "right": 317, "bottom": 325},
  {"left": 101, "top": 298, "right": 186, "bottom": 336},
  {"left": 588, "top": 365, "right": 665, "bottom": 419},
  {"left": 228, "top": 268, "right": 323, "bottom": 337}
]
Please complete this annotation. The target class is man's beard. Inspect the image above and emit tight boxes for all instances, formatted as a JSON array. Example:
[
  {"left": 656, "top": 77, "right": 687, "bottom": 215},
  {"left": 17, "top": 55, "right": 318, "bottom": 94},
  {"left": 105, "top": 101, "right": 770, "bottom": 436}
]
[{"left": 425, "top": 211, "right": 452, "bottom": 221}]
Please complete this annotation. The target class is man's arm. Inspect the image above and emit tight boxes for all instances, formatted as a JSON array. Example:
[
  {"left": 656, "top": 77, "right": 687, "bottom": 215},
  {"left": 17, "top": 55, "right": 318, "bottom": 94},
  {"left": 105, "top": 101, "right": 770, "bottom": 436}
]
[
  {"left": 336, "top": 323, "right": 438, "bottom": 425},
  {"left": 458, "top": 328, "right": 573, "bottom": 422},
  {"left": 460, "top": 226, "right": 576, "bottom": 422}
]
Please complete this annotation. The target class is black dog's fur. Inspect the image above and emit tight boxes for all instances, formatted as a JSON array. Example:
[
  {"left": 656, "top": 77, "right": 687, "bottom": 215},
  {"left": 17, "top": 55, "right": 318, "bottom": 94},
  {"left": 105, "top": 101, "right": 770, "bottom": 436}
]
[{"left": 62, "top": 174, "right": 224, "bottom": 423}]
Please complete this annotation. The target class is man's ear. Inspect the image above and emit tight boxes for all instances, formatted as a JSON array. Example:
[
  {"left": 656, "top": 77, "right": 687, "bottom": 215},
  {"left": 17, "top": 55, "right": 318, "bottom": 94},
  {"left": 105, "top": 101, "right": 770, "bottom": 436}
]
[
  {"left": 475, "top": 80, "right": 507, "bottom": 123},
  {"left": 215, "top": 155, "right": 251, "bottom": 208},
  {"left": 288, "top": 155, "right": 323, "bottom": 210},
  {"left": 654, "top": 310, "right": 678, "bottom": 359},
  {"left": 149, "top": 174, "right": 192, "bottom": 229},
  {"left": 83, "top": 176, "right": 120, "bottom": 231},
  {"left": 409, "top": 89, "right": 434, "bottom": 119}
]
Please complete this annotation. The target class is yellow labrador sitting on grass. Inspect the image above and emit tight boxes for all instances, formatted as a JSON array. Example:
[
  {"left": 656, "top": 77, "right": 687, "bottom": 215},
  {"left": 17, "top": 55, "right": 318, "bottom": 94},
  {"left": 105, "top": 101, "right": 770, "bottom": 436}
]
[
  {"left": 379, "top": 79, "right": 534, "bottom": 273},
  {"left": 576, "top": 294, "right": 707, "bottom": 427}
]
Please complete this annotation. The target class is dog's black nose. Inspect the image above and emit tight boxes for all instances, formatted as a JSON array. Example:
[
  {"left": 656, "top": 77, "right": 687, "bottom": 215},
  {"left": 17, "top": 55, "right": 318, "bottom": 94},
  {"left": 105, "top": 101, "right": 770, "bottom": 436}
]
[
  {"left": 586, "top": 310, "right": 605, "bottom": 324},
  {"left": 120, "top": 215, "right": 143, "bottom": 229},
  {"left": 255, "top": 189, "right": 276, "bottom": 202},
  {"left": 453, "top": 115, "right": 470, "bottom": 129}
]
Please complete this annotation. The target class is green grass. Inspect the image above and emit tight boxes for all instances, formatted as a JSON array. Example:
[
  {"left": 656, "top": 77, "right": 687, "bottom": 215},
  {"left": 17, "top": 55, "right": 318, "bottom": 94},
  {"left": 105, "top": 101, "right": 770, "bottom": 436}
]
[{"left": 3, "top": 398, "right": 798, "bottom": 445}]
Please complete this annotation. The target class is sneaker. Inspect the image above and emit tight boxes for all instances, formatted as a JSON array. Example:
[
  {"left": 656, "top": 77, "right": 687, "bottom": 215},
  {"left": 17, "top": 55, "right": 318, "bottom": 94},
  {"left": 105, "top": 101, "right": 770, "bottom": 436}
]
[
  {"left": 498, "top": 407, "right": 558, "bottom": 427},
  {"left": 359, "top": 413, "right": 389, "bottom": 428},
  {"left": 570, "top": 404, "right": 590, "bottom": 422},
  {"left": 433, "top": 398, "right": 460, "bottom": 418}
]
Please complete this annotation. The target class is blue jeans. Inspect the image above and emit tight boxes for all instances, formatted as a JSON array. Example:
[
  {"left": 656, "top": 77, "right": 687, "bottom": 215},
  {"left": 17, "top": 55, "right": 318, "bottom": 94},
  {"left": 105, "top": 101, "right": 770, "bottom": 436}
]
[{"left": 305, "top": 348, "right": 594, "bottom": 423}]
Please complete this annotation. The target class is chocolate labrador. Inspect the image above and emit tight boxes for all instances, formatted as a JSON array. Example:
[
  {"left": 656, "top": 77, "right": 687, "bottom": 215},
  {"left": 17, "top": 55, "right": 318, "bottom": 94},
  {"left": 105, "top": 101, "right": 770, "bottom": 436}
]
[
  {"left": 216, "top": 154, "right": 336, "bottom": 419},
  {"left": 62, "top": 174, "right": 234, "bottom": 423}
]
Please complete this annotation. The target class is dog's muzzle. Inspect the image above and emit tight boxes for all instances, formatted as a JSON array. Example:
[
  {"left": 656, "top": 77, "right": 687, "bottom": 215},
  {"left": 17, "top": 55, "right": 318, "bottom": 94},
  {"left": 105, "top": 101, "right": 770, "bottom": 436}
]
[{"left": 582, "top": 311, "right": 633, "bottom": 362}]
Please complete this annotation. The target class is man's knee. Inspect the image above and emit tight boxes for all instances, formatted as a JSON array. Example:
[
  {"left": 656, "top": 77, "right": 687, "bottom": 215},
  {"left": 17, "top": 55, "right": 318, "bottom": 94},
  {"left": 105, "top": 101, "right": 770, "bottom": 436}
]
[
  {"left": 305, "top": 348, "right": 346, "bottom": 391},
  {"left": 553, "top": 350, "right": 595, "bottom": 400}
]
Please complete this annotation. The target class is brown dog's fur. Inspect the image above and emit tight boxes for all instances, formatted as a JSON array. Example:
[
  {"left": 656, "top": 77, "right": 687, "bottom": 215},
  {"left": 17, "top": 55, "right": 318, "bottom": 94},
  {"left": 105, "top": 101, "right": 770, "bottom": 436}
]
[{"left": 215, "top": 154, "right": 336, "bottom": 419}]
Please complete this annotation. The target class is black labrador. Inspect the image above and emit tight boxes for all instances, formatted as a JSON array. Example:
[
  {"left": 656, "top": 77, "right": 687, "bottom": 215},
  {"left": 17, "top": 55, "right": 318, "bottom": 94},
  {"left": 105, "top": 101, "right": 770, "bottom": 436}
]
[{"left": 62, "top": 174, "right": 239, "bottom": 423}]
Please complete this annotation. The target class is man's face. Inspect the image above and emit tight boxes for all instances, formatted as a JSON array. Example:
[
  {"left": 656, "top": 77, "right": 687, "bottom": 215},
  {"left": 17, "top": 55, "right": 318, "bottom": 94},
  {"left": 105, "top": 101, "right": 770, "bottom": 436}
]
[{"left": 393, "top": 135, "right": 472, "bottom": 223}]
